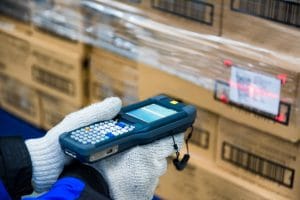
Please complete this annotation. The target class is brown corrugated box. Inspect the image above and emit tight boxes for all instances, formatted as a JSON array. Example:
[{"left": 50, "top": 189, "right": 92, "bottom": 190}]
[
  {"left": 40, "top": 93, "right": 81, "bottom": 130},
  {"left": 32, "top": 26, "right": 85, "bottom": 55},
  {"left": 216, "top": 117, "right": 300, "bottom": 199},
  {"left": 189, "top": 108, "right": 219, "bottom": 161},
  {"left": 0, "top": 15, "right": 89, "bottom": 107},
  {"left": 156, "top": 155, "right": 288, "bottom": 200},
  {"left": 0, "top": 15, "right": 32, "bottom": 83},
  {"left": 114, "top": 0, "right": 223, "bottom": 36},
  {"left": 222, "top": 0, "right": 300, "bottom": 57},
  {"left": 90, "top": 48, "right": 138, "bottom": 105},
  {"left": 0, "top": 15, "right": 32, "bottom": 36},
  {"left": 138, "top": 43, "right": 300, "bottom": 142},
  {"left": 0, "top": 75, "right": 41, "bottom": 127},
  {"left": 29, "top": 33, "right": 89, "bottom": 106}
]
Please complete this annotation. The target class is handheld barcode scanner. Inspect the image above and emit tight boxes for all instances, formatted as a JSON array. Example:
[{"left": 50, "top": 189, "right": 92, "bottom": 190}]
[{"left": 59, "top": 95, "right": 196, "bottom": 170}]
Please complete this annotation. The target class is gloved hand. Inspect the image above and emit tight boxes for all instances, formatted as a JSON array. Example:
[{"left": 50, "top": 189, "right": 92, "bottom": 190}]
[
  {"left": 91, "top": 133, "right": 184, "bottom": 200},
  {"left": 25, "top": 97, "right": 122, "bottom": 192}
]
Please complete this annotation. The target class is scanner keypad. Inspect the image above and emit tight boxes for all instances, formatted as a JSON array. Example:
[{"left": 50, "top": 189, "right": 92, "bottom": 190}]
[{"left": 70, "top": 120, "right": 135, "bottom": 145}]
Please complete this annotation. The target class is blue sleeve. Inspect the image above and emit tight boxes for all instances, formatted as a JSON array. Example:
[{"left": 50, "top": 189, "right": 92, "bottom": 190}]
[
  {"left": 23, "top": 177, "right": 85, "bottom": 200},
  {"left": 0, "top": 180, "right": 12, "bottom": 200}
]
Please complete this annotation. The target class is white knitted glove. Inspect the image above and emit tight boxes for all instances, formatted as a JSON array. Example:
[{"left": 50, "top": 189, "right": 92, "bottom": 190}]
[
  {"left": 92, "top": 132, "right": 184, "bottom": 200},
  {"left": 25, "top": 97, "right": 122, "bottom": 192}
]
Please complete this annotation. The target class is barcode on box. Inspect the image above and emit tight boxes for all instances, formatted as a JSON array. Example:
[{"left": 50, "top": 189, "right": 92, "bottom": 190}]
[
  {"left": 231, "top": 0, "right": 300, "bottom": 27},
  {"left": 4, "top": 92, "right": 35, "bottom": 115},
  {"left": 222, "top": 142, "right": 295, "bottom": 188},
  {"left": 151, "top": 0, "right": 214, "bottom": 25},
  {"left": 190, "top": 127, "right": 210, "bottom": 149},
  {"left": 32, "top": 66, "right": 74, "bottom": 95}
]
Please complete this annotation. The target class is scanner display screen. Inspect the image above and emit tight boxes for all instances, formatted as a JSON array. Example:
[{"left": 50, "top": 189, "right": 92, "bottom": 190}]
[{"left": 126, "top": 104, "right": 177, "bottom": 123}]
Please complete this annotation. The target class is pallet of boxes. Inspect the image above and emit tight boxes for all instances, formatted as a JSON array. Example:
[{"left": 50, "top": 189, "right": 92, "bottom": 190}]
[
  {"left": 0, "top": 0, "right": 89, "bottom": 130},
  {"left": 84, "top": 1, "right": 140, "bottom": 106},
  {"left": 135, "top": 1, "right": 300, "bottom": 199}
]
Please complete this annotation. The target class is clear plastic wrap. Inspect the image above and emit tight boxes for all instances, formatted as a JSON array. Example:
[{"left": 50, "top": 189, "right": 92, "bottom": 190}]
[
  {"left": 0, "top": 0, "right": 33, "bottom": 22},
  {"left": 32, "top": 0, "right": 85, "bottom": 41},
  {"left": 0, "top": 0, "right": 299, "bottom": 141}
]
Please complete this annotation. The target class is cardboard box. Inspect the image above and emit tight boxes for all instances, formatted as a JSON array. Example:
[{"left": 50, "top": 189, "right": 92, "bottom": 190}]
[
  {"left": 138, "top": 52, "right": 300, "bottom": 142},
  {"left": 216, "top": 117, "right": 300, "bottom": 199},
  {"left": 114, "top": 0, "right": 223, "bottom": 36},
  {"left": 0, "top": 17, "right": 88, "bottom": 106},
  {"left": 0, "top": 30, "right": 31, "bottom": 82},
  {"left": 0, "top": 14, "right": 32, "bottom": 35},
  {"left": 189, "top": 108, "right": 219, "bottom": 161},
  {"left": 90, "top": 48, "right": 139, "bottom": 105},
  {"left": 32, "top": 27, "right": 86, "bottom": 55},
  {"left": 40, "top": 94, "right": 81, "bottom": 130},
  {"left": 29, "top": 33, "right": 89, "bottom": 106},
  {"left": 222, "top": 0, "right": 300, "bottom": 57},
  {"left": 0, "top": 15, "right": 32, "bottom": 83},
  {"left": 0, "top": 75, "right": 41, "bottom": 127},
  {"left": 156, "top": 156, "right": 288, "bottom": 200}
]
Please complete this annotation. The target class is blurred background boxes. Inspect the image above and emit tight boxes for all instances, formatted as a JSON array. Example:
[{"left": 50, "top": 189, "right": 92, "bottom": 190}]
[
  {"left": 189, "top": 108, "right": 219, "bottom": 161},
  {"left": 138, "top": 54, "right": 300, "bottom": 143},
  {"left": 216, "top": 117, "right": 300, "bottom": 199},
  {"left": 0, "top": 14, "right": 32, "bottom": 35},
  {"left": 114, "top": 0, "right": 223, "bottom": 36},
  {"left": 29, "top": 33, "right": 89, "bottom": 106},
  {"left": 0, "top": 12, "right": 89, "bottom": 107},
  {"left": 90, "top": 47, "right": 138, "bottom": 105},
  {"left": 0, "top": 75, "right": 41, "bottom": 127},
  {"left": 156, "top": 156, "right": 288, "bottom": 200},
  {"left": 40, "top": 93, "right": 80, "bottom": 130},
  {"left": 222, "top": 0, "right": 300, "bottom": 57},
  {"left": 0, "top": 14, "right": 32, "bottom": 83}
]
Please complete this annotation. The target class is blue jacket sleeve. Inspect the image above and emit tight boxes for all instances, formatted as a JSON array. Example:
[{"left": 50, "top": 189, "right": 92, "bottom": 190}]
[
  {"left": 0, "top": 180, "right": 12, "bottom": 200},
  {"left": 23, "top": 177, "right": 85, "bottom": 200},
  {"left": 23, "top": 162, "right": 112, "bottom": 200}
]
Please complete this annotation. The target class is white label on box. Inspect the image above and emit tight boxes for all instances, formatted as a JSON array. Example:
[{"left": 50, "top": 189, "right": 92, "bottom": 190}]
[{"left": 229, "top": 67, "right": 281, "bottom": 115}]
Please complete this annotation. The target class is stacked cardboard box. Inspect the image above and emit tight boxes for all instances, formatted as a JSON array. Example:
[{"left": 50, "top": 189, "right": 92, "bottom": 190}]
[
  {"left": 222, "top": 0, "right": 300, "bottom": 57},
  {"left": 0, "top": 74, "right": 41, "bottom": 127},
  {"left": 114, "top": 0, "right": 223, "bottom": 36},
  {"left": 138, "top": 34, "right": 300, "bottom": 142},
  {"left": 216, "top": 117, "right": 300, "bottom": 199},
  {"left": 0, "top": 13, "right": 88, "bottom": 130},
  {"left": 90, "top": 47, "right": 138, "bottom": 105},
  {"left": 40, "top": 93, "right": 80, "bottom": 130},
  {"left": 156, "top": 156, "right": 289, "bottom": 200},
  {"left": 29, "top": 30, "right": 89, "bottom": 106},
  {"left": 0, "top": 15, "right": 32, "bottom": 82}
]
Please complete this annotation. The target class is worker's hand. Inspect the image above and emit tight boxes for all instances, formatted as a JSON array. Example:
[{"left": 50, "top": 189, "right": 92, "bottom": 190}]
[
  {"left": 91, "top": 132, "right": 184, "bottom": 200},
  {"left": 25, "top": 97, "right": 122, "bottom": 192}
]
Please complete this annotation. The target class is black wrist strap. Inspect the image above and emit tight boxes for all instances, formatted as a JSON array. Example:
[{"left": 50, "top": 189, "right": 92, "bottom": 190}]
[{"left": 172, "top": 126, "right": 194, "bottom": 171}]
